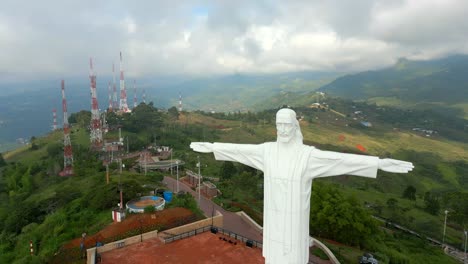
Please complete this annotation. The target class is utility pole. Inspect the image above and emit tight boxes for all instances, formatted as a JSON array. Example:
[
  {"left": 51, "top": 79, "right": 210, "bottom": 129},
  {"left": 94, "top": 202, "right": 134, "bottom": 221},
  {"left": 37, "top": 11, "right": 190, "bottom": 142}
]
[
  {"left": 197, "top": 155, "right": 201, "bottom": 204},
  {"left": 464, "top": 230, "right": 467, "bottom": 264},
  {"left": 119, "top": 161, "right": 125, "bottom": 213},
  {"left": 443, "top": 210, "right": 449, "bottom": 246},
  {"left": 176, "top": 160, "right": 179, "bottom": 193},
  {"left": 106, "top": 163, "right": 109, "bottom": 184}
]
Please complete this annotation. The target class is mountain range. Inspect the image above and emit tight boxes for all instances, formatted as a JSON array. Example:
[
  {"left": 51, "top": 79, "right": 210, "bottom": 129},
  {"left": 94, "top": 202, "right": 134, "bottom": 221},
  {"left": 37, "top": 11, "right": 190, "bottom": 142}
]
[{"left": 1, "top": 54, "right": 467, "bottom": 151}]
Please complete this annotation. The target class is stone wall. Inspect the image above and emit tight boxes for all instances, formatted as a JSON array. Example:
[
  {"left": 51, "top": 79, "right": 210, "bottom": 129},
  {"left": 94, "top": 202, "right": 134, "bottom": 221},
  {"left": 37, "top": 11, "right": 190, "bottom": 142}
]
[
  {"left": 86, "top": 230, "right": 159, "bottom": 264},
  {"left": 86, "top": 211, "right": 223, "bottom": 264},
  {"left": 160, "top": 210, "right": 223, "bottom": 238}
]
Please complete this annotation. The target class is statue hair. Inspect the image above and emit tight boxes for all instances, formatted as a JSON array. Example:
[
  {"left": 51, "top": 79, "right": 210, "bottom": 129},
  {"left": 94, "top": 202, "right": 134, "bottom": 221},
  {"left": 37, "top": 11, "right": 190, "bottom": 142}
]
[{"left": 276, "top": 108, "right": 303, "bottom": 145}]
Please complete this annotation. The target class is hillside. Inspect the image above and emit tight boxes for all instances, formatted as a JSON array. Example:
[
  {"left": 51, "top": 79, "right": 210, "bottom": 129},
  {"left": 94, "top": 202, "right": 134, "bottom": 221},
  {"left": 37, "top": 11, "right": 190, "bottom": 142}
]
[
  {"left": 319, "top": 55, "right": 468, "bottom": 118},
  {"left": 0, "top": 104, "right": 466, "bottom": 263},
  {"left": 2, "top": 54, "right": 468, "bottom": 151}
]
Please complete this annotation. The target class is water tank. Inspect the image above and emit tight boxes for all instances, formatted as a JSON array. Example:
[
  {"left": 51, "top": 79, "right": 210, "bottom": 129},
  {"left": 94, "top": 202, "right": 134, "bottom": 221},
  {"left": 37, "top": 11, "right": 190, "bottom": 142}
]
[{"left": 163, "top": 191, "right": 173, "bottom": 202}]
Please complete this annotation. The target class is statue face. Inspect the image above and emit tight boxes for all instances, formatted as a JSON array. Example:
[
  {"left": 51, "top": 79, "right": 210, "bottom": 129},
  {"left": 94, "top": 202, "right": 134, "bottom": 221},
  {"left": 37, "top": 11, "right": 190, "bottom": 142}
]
[
  {"left": 276, "top": 122, "right": 296, "bottom": 143},
  {"left": 276, "top": 110, "right": 297, "bottom": 143},
  {"left": 276, "top": 108, "right": 299, "bottom": 143}
]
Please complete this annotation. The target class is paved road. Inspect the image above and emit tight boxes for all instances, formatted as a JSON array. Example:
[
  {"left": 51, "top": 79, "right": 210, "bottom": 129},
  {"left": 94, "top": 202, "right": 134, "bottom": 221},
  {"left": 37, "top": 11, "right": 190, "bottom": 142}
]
[{"left": 163, "top": 176, "right": 263, "bottom": 242}]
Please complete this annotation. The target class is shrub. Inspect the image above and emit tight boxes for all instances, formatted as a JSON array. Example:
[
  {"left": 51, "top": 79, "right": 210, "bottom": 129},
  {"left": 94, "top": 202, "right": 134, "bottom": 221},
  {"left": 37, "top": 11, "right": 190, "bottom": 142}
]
[{"left": 144, "top": 205, "right": 155, "bottom": 213}]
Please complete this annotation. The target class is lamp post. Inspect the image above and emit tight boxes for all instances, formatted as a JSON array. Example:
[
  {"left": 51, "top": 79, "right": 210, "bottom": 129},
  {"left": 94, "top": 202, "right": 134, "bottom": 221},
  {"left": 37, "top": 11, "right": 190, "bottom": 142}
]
[
  {"left": 197, "top": 155, "right": 201, "bottom": 204},
  {"left": 443, "top": 210, "right": 449, "bottom": 246},
  {"left": 464, "top": 230, "right": 467, "bottom": 264},
  {"left": 176, "top": 160, "right": 179, "bottom": 193},
  {"left": 119, "top": 161, "right": 125, "bottom": 210},
  {"left": 138, "top": 217, "right": 143, "bottom": 242}
]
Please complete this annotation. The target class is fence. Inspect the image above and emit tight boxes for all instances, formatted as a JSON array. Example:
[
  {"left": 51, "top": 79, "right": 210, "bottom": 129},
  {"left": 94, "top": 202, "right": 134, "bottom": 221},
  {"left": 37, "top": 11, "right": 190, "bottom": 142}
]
[
  {"left": 216, "top": 226, "right": 263, "bottom": 249},
  {"left": 164, "top": 225, "right": 213, "bottom": 243},
  {"left": 164, "top": 225, "right": 263, "bottom": 249}
]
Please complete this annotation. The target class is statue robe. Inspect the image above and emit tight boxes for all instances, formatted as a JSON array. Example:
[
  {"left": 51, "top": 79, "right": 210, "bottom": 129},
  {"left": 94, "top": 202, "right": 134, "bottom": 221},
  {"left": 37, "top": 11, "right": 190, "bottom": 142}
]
[{"left": 212, "top": 142, "right": 379, "bottom": 264}]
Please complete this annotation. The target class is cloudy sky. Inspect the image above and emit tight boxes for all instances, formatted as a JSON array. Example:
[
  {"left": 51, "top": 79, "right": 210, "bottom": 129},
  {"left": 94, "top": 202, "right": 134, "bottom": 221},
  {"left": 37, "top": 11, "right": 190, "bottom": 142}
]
[{"left": 1, "top": 0, "right": 468, "bottom": 79}]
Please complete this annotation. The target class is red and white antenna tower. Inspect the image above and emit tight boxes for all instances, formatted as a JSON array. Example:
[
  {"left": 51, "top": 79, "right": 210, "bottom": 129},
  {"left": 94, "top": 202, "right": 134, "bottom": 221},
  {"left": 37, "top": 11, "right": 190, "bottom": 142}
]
[
  {"left": 178, "top": 92, "right": 183, "bottom": 112},
  {"left": 119, "top": 52, "right": 130, "bottom": 112},
  {"left": 133, "top": 80, "right": 137, "bottom": 108},
  {"left": 108, "top": 81, "right": 113, "bottom": 112},
  {"left": 112, "top": 63, "right": 118, "bottom": 110},
  {"left": 61, "top": 80, "right": 73, "bottom": 176},
  {"left": 143, "top": 89, "right": 146, "bottom": 104},
  {"left": 89, "top": 58, "right": 103, "bottom": 148},
  {"left": 52, "top": 109, "right": 57, "bottom": 130}
]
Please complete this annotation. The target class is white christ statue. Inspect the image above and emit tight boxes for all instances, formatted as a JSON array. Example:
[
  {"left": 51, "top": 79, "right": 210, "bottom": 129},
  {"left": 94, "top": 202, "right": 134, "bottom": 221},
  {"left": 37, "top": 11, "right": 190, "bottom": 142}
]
[{"left": 190, "top": 108, "right": 413, "bottom": 264}]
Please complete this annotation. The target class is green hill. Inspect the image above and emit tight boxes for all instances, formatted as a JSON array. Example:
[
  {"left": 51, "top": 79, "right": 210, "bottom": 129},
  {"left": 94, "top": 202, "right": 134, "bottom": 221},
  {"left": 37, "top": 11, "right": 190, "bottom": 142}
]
[{"left": 319, "top": 55, "right": 468, "bottom": 118}]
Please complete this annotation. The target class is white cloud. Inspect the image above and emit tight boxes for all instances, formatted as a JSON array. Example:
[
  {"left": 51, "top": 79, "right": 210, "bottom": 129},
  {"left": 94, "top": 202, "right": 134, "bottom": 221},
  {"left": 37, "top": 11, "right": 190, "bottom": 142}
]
[{"left": 1, "top": 0, "right": 468, "bottom": 78}]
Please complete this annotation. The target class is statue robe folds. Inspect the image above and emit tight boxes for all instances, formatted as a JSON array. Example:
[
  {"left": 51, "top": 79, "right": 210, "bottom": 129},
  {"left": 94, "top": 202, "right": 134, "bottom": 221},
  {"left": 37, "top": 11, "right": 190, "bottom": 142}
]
[{"left": 212, "top": 142, "right": 379, "bottom": 264}]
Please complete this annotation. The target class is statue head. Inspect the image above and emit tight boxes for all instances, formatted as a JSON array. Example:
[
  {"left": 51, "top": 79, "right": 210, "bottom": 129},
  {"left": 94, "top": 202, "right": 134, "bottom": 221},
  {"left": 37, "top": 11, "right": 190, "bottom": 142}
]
[{"left": 276, "top": 108, "right": 303, "bottom": 144}]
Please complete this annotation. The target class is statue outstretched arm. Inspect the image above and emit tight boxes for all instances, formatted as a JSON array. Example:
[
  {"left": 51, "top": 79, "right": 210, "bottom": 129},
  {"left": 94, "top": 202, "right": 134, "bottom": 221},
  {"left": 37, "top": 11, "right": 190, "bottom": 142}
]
[
  {"left": 190, "top": 142, "right": 265, "bottom": 171},
  {"left": 309, "top": 149, "right": 413, "bottom": 179},
  {"left": 190, "top": 142, "right": 214, "bottom": 153},
  {"left": 378, "top": 158, "right": 414, "bottom": 173}
]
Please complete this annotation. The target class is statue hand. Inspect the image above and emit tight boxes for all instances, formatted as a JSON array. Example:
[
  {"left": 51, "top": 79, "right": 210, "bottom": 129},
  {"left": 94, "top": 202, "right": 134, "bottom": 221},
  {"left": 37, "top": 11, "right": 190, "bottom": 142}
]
[
  {"left": 190, "top": 142, "right": 214, "bottom": 153},
  {"left": 378, "top": 158, "right": 414, "bottom": 173}
]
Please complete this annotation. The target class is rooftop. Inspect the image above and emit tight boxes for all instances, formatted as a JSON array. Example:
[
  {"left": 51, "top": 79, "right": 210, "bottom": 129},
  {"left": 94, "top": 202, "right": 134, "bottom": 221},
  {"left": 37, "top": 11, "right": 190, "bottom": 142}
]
[{"left": 100, "top": 231, "right": 263, "bottom": 264}]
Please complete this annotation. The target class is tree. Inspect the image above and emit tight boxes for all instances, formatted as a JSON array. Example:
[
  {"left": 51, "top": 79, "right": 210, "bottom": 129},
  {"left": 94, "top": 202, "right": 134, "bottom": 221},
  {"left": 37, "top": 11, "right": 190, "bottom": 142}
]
[
  {"left": 386, "top": 198, "right": 398, "bottom": 209},
  {"left": 0, "top": 153, "right": 6, "bottom": 167},
  {"left": 219, "top": 161, "right": 237, "bottom": 180},
  {"left": 424, "top": 192, "right": 440, "bottom": 215},
  {"left": 310, "top": 182, "right": 378, "bottom": 247},
  {"left": 168, "top": 106, "right": 179, "bottom": 120},
  {"left": 402, "top": 185, "right": 416, "bottom": 200}
]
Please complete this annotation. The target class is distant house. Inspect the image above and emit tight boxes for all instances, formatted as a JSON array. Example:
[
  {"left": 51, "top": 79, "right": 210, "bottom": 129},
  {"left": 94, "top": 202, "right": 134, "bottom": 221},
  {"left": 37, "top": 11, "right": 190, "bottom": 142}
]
[
  {"left": 186, "top": 170, "right": 202, "bottom": 187},
  {"left": 202, "top": 181, "right": 218, "bottom": 198},
  {"left": 360, "top": 121, "right": 372, "bottom": 127}
]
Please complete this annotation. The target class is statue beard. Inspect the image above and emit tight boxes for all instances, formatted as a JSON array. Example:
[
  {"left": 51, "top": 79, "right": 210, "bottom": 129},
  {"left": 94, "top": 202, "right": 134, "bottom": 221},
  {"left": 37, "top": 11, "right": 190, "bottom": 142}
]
[
  {"left": 276, "top": 127, "right": 303, "bottom": 145},
  {"left": 277, "top": 133, "right": 294, "bottom": 143}
]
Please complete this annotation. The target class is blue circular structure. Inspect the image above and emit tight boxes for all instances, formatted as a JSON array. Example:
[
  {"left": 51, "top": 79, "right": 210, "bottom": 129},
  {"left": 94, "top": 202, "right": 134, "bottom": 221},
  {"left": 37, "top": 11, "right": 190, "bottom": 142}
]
[{"left": 126, "top": 196, "right": 165, "bottom": 213}]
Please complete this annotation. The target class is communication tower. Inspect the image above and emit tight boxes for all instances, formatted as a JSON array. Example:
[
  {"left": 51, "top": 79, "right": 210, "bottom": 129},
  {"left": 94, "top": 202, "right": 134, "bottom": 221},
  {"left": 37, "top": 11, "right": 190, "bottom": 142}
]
[
  {"left": 108, "top": 81, "right": 113, "bottom": 112},
  {"left": 112, "top": 63, "right": 118, "bottom": 110},
  {"left": 178, "top": 93, "right": 182, "bottom": 112},
  {"left": 89, "top": 58, "right": 103, "bottom": 148},
  {"left": 52, "top": 108, "right": 57, "bottom": 130},
  {"left": 61, "top": 80, "right": 73, "bottom": 176},
  {"left": 119, "top": 52, "right": 130, "bottom": 112},
  {"left": 133, "top": 80, "right": 137, "bottom": 108}
]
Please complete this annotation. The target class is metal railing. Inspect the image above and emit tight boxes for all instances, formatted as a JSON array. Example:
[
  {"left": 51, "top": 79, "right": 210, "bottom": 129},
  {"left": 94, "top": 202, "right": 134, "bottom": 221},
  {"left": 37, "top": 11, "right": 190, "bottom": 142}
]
[{"left": 163, "top": 225, "right": 263, "bottom": 249}]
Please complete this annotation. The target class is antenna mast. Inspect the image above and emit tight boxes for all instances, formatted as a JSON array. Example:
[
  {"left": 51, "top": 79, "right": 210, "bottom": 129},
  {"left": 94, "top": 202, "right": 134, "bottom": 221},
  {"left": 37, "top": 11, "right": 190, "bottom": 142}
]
[
  {"left": 143, "top": 89, "right": 146, "bottom": 104},
  {"left": 112, "top": 63, "right": 118, "bottom": 110},
  {"left": 178, "top": 92, "right": 182, "bottom": 112},
  {"left": 119, "top": 52, "right": 130, "bottom": 112},
  {"left": 133, "top": 80, "right": 137, "bottom": 108},
  {"left": 89, "top": 58, "right": 103, "bottom": 149},
  {"left": 52, "top": 108, "right": 57, "bottom": 130},
  {"left": 108, "top": 81, "right": 113, "bottom": 112},
  {"left": 61, "top": 80, "right": 73, "bottom": 176}
]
